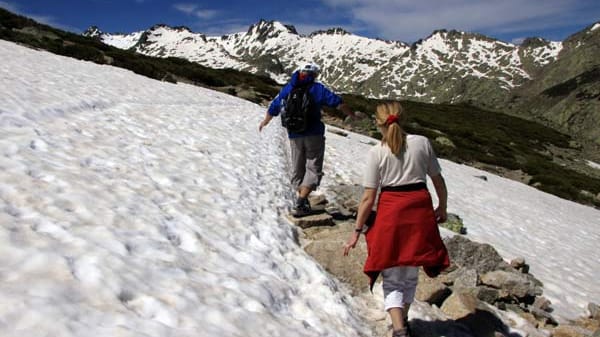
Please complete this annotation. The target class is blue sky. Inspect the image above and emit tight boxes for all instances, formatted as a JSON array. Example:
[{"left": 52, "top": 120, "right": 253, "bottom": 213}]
[{"left": 3, "top": 0, "right": 599, "bottom": 44}]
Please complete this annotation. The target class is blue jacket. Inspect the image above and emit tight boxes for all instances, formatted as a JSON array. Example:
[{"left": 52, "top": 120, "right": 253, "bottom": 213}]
[{"left": 268, "top": 71, "right": 342, "bottom": 138}]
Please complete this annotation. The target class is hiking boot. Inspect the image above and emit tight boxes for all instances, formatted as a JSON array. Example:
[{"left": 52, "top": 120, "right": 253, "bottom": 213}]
[{"left": 292, "top": 197, "right": 311, "bottom": 217}]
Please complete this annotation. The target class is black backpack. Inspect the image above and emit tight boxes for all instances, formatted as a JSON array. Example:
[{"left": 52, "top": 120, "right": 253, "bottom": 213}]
[{"left": 281, "top": 83, "right": 315, "bottom": 133}]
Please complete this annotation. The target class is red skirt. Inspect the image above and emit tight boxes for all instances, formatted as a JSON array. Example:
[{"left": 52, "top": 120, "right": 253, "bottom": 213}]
[{"left": 364, "top": 189, "right": 450, "bottom": 290}]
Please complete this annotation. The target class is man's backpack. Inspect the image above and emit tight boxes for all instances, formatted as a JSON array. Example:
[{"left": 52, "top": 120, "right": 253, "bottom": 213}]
[{"left": 281, "top": 84, "right": 315, "bottom": 133}]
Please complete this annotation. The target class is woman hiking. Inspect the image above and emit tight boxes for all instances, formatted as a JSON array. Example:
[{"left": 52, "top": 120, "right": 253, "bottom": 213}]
[{"left": 343, "top": 101, "right": 450, "bottom": 337}]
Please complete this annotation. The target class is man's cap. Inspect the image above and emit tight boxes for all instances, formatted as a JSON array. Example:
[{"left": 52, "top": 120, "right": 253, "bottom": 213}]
[{"left": 297, "top": 62, "right": 320, "bottom": 75}]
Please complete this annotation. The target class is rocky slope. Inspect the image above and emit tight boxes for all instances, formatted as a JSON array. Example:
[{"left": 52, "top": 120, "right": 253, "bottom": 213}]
[
  {"left": 509, "top": 23, "right": 600, "bottom": 152},
  {"left": 297, "top": 190, "right": 600, "bottom": 337}
]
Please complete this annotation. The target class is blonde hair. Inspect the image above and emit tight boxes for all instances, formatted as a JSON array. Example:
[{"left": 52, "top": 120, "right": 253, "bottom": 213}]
[{"left": 374, "top": 101, "right": 406, "bottom": 155}]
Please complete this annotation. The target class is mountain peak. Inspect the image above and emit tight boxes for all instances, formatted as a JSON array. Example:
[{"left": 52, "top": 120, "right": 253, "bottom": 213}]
[
  {"left": 249, "top": 19, "right": 298, "bottom": 35},
  {"left": 309, "top": 27, "right": 350, "bottom": 37},
  {"left": 520, "top": 37, "right": 551, "bottom": 48},
  {"left": 83, "top": 26, "right": 103, "bottom": 38},
  {"left": 148, "top": 24, "right": 192, "bottom": 33},
  {"left": 247, "top": 19, "right": 298, "bottom": 42}
]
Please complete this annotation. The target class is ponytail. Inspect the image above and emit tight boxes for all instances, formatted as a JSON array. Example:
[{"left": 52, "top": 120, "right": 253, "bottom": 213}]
[{"left": 375, "top": 102, "right": 406, "bottom": 155}]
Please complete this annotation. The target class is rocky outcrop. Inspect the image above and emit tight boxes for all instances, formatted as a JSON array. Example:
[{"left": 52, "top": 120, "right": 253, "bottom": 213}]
[{"left": 295, "top": 188, "right": 598, "bottom": 337}]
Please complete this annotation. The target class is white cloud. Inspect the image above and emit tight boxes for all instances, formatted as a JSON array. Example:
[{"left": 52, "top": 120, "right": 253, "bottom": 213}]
[
  {"left": 320, "top": 0, "right": 600, "bottom": 42},
  {"left": 174, "top": 3, "right": 218, "bottom": 20},
  {"left": 194, "top": 9, "right": 218, "bottom": 20},
  {"left": 173, "top": 3, "right": 197, "bottom": 15},
  {"left": 0, "top": 1, "right": 18, "bottom": 12}
]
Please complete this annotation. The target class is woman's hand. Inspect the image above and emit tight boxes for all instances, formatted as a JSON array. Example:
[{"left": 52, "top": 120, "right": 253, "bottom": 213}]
[
  {"left": 435, "top": 206, "right": 447, "bottom": 223},
  {"left": 343, "top": 232, "right": 360, "bottom": 256}
]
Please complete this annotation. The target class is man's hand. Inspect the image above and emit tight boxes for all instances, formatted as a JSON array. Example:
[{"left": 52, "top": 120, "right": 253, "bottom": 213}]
[
  {"left": 258, "top": 119, "right": 268, "bottom": 132},
  {"left": 259, "top": 113, "right": 274, "bottom": 132}
]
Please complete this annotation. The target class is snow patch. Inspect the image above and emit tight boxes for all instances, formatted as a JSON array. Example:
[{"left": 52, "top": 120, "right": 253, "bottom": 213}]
[{"left": 587, "top": 160, "right": 600, "bottom": 170}]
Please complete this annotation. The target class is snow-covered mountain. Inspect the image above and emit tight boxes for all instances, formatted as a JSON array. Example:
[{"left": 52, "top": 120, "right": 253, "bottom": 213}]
[
  {"left": 87, "top": 19, "right": 600, "bottom": 150},
  {"left": 85, "top": 20, "right": 562, "bottom": 104}
]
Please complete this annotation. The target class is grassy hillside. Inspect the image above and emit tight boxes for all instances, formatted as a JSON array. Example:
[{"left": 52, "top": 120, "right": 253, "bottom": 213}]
[
  {"left": 330, "top": 95, "right": 600, "bottom": 207},
  {"left": 1, "top": 8, "right": 599, "bottom": 207}
]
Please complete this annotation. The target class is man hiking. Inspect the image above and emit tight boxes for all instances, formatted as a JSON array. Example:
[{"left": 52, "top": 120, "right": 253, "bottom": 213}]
[{"left": 259, "top": 62, "right": 356, "bottom": 216}]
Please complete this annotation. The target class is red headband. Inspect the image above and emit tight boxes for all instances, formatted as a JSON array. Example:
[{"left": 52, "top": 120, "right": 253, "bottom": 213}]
[{"left": 385, "top": 114, "right": 399, "bottom": 126}]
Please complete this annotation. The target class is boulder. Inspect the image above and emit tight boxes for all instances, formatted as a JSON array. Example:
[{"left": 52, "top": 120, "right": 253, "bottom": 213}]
[
  {"left": 509, "top": 257, "right": 530, "bottom": 273},
  {"left": 480, "top": 270, "right": 538, "bottom": 299},
  {"left": 510, "top": 257, "right": 526, "bottom": 269},
  {"left": 286, "top": 212, "right": 334, "bottom": 229},
  {"left": 530, "top": 306, "right": 559, "bottom": 326},
  {"left": 444, "top": 235, "right": 507, "bottom": 274},
  {"left": 532, "top": 296, "right": 553, "bottom": 312},
  {"left": 460, "top": 286, "right": 502, "bottom": 305},
  {"left": 302, "top": 222, "right": 369, "bottom": 293},
  {"left": 416, "top": 269, "right": 451, "bottom": 306},
  {"left": 453, "top": 268, "right": 479, "bottom": 290},
  {"left": 324, "top": 184, "right": 363, "bottom": 215},
  {"left": 441, "top": 292, "right": 479, "bottom": 320}
]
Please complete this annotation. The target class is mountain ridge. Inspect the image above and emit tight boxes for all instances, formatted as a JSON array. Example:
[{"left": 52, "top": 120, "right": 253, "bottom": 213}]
[
  {"left": 87, "top": 19, "right": 600, "bottom": 152},
  {"left": 86, "top": 19, "right": 563, "bottom": 106}
]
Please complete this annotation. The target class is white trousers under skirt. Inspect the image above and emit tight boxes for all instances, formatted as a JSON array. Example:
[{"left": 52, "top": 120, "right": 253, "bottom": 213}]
[{"left": 381, "top": 266, "right": 419, "bottom": 311}]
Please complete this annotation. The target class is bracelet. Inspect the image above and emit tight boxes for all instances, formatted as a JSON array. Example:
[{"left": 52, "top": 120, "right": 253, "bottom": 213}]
[{"left": 354, "top": 228, "right": 363, "bottom": 234}]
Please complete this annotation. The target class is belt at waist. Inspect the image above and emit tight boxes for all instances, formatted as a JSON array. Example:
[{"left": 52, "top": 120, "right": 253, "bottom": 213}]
[{"left": 381, "top": 182, "right": 427, "bottom": 192}]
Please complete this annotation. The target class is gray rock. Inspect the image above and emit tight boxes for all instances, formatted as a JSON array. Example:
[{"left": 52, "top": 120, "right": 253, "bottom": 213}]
[
  {"left": 416, "top": 269, "right": 451, "bottom": 306},
  {"left": 533, "top": 296, "right": 553, "bottom": 312},
  {"left": 444, "top": 235, "right": 506, "bottom": 274},
  {"left": 453, "top": 268, "right": 479, "bottom": 290},
  {"left": 510, "top": 257, "right": 526, "bottom": 269},
  {"left": 462, "top": 286, "right": 501, "bottom": 305},
  {"left": 325, "top": 184, "right": 364, "bottom": 215},
  {"left": 302, "top": 222, "right": 369, "bottom": 293},
  {"left": 435, "top": 136, "right": 456, "bottom": 148},
  {"left": 441, "top": 292, "right": 479, "bottom": 320},
  {"left": 530, "top": 307, "right": 559, "bottom": 326},
  {"left": 286, "top": 212, "right": 334, "bottom": 229},
  {"left": 480, "top": 270, "right": 537, "bottom": 299}
]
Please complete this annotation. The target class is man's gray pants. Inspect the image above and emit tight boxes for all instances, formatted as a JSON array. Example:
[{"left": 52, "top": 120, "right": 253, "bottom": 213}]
[{"left": 289, "top": 135, "right": 325, "bottom": 190}]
